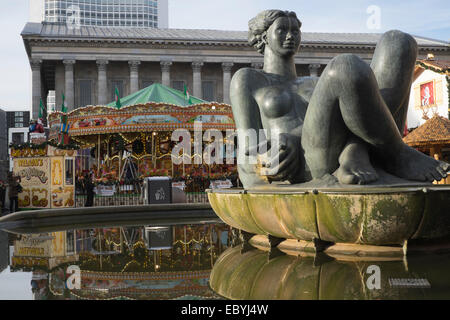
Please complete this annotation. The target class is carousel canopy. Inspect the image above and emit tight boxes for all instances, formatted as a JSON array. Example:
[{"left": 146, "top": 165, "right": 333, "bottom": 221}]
[
  {"left": 106, "top": 83, "right": 206, "bottom": 108},
  {"left": 47, "top": 87, "right": 234, "bottom": 144},
  {"left": 403, "top": 115, "right": 450, "bottom": 147}
]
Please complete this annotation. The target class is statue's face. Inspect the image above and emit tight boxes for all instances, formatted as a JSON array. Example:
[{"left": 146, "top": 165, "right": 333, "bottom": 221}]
[{"left": 265, "top": 16, "right": 301, "bottom": 57}]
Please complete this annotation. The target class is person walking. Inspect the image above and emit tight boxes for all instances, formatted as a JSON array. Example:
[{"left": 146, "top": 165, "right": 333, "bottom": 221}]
[{"left": 7, "top": 172, "right": 21, "bottom": 213}]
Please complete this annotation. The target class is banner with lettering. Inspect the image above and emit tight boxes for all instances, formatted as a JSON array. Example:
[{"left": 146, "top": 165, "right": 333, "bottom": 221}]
[{"left": 14, "top": 157, "right": 51, "bottom": 209}]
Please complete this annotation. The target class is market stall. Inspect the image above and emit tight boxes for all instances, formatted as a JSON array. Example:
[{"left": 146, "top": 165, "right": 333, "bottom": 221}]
[
  {"left": 403, "top": 114, "right": 450, "bottom": 184},
  {"left": 10, "top": 143, "right": 78, "bottom": 209}
]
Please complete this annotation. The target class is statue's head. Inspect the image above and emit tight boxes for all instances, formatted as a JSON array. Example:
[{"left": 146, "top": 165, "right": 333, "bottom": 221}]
[{"left": 248, "top": 10, "right": 302, "bottom": 55}]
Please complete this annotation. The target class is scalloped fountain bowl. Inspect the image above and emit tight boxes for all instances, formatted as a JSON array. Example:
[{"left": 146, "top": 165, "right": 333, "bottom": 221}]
[{"left": 207, "top": 186, "right": 450, "bottom": 248}]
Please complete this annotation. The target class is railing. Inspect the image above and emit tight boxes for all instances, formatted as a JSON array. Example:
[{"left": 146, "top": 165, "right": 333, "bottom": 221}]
[
  {"left": 75, "top": 190, "right": 209, "bottom": 207},
  {"left": 75, "top": 193, "right": 143, "bottom": 207},
  {"left": 185, "top": 192, "right": 209, "bottom": 204}
]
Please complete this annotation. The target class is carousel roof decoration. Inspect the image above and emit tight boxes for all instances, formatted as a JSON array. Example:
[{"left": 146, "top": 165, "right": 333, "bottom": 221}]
[
  {"left": 61, "top": 269, "right": 219, "bottom": 300},
  {"left": 47, "top": 83, "right": 235, "bottom": 146},
  {"left": 403, "top": 115, "right": 450, "bottom": 147},
  {"left": 106, "top": 83, "right": 207, "bottom": 107}
]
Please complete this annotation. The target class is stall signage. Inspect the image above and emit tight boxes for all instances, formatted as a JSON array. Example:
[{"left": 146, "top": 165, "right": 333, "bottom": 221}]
[
  {"left": 210, "top": 179, "right": 233, "bottom": 189},
  {"left": 18, "top": 159, "right": 44, "bottom": 167},
  {"left": 94, "top": 185, "right": 116, "bottom": 196},
  {"left": 18, "top": 167, "right": 49, "bottom": 184},
  {"left": 172, "top": 181, "right": 186, "bottom": 190}
]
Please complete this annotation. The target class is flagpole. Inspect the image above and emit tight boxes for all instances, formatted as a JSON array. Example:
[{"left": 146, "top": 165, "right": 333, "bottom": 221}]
[{"left": 97, "top": 134, "right": 101, "bottom": 178}]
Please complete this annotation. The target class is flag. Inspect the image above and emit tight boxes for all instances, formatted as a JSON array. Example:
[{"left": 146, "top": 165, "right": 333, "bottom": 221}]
[
  {"left": 183, "top": 84, "right": 192, "bottom": 105},
  {"left": 61, "top": 93, "right": 67, "bottom": 113},
  {"left": 60, "top": 120, "right": 70, "bottom": 134},
  {"left": 38, "top": 98, "right": 45, "bottom": 119},
  {"left": 115, "top": 87, "right": 122, "bottom": 109}
]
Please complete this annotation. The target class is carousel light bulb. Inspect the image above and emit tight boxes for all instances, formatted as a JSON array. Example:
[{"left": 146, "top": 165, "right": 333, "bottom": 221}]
[{"left": 153, "top": 132, "right": 157, "bottom": 136}]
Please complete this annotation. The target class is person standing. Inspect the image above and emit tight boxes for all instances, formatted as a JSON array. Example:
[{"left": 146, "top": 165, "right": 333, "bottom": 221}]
[
  {"left": 7, "top": 172, "right": 21, "bottom": 213},
  {"left": 0, "top": 179, "right": 6, "bottom": 215},
  {"left": 84, "top": 173, "right": 95, "bottom": 207}
]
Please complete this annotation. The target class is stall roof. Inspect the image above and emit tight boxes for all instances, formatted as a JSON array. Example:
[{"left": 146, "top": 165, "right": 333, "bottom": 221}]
[
  {"left": 106, "top": 83, "right": 206, "bottom": 108},
  {"left": 403, "top": 115, "right": 450, "bottom": 147}
]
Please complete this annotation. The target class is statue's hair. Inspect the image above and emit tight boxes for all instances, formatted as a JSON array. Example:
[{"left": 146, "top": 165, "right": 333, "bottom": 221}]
[{"left": 248, "top": 10, "right": 302, "bottom": 54}]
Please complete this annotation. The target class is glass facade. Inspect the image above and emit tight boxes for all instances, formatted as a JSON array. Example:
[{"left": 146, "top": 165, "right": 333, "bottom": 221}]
[
  {"left": 47, "top": 91, "right": 56, "bottom": 112},
  {"left": 44, "top": 0, "right": 160, "bottom": 28}
]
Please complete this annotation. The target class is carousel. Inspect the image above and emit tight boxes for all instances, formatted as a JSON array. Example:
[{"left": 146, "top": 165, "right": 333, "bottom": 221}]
[{"left": 47, "top": 83, "right": 238, "bottom": 203}]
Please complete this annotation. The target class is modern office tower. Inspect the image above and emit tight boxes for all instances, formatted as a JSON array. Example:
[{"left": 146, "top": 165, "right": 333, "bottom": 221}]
[
  {"left": 5, "top": 111, "right": 31, "bottom": 171},
  {"left": 31, "top": 0, "right": 169, "bottom": 28}
]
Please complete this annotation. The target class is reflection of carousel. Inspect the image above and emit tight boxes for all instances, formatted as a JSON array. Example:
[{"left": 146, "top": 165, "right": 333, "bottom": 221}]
[
  {"left": 47, "top": 84, "right": 237, "bottom": 198},
  {"left": 69, "top": 224, "right": 231, "bottom": 300},
  {"left": 15, "top": 223, "right": 232, "bottom": 300}
]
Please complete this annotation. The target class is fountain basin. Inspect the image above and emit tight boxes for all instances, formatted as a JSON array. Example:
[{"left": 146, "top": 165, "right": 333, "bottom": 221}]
[{"left": 207, "top": 186, "right": 450, "bottom": 246}]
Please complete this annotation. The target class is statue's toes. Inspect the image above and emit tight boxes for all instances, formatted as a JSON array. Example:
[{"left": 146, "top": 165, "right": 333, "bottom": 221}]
[
  {"left": 436, "top": 165, "right": 447, "bottom": 178},
  {"left": 336, "top": 170, "right": 359, "bottom": 185},
  {"left": 364, "top": 171, "right": 379, "bottom": 184},
  {"left": 439, "top": 161, "right": 449, "bottom": 173},
  {"left": 354, "top": 172, "right": 366, "bottom": 185},
  {"left": 430, "top": 167, "right": 445, "bottom": 181}
]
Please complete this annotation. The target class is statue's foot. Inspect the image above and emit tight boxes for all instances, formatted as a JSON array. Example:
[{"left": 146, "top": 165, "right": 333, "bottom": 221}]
[
  {"left": 336, "top": 162, "right": 379, "bottom": 185},
  {"left": 387, "top": 145, "right": 449, "bottom": 182},
  {"left": 335, "top": 141, "right": 379, "bottom": 185}
]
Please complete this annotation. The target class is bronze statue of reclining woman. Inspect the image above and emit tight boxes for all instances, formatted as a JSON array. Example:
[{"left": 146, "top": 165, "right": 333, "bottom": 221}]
[{"left": 231, "top": 9, "right": 449, "bottom": 189}]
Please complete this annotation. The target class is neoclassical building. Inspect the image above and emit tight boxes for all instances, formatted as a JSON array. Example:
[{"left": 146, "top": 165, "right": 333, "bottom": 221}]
[{"left": 22, "top": 22, "right": 450, "bottom": 119}]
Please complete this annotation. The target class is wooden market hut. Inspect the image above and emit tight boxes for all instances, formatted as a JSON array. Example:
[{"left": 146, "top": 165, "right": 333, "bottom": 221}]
[{"left": 403, "top": 115, "right": 450, "bottom": 184}]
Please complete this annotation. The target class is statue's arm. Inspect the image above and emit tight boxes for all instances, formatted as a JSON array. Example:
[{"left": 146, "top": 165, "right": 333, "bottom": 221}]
[{"left": 230, "top": 68, "right": 268, "bottom": 188}]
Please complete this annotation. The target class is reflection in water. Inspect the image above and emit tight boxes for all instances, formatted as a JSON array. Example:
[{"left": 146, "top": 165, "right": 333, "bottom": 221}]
[
  {"left": 6, "top": 223, "right": 232, "bottom": 300},
  {"left": 4, "top": 223, "right": 450, "bottom": 300},
  {"left": 210, "top": 246, "right": 450, "bottom": 300}
]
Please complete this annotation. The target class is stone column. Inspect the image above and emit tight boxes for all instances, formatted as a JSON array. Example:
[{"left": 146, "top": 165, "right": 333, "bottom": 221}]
[
  {"left": 192, "top": 61, "right": 204, "bottom": 98},
  {"left": 160, "top": 61, "right": 172, "bottom": 87},
  {"left": 129, "top": 60, "right": 141, "bottom": 93},
  {"left": 96, "top": 60, "right": 109, "bottom": 105},
  {"left": 251, "top": 62, "right": 263, "bottom": 70},
  {"left": 31, "top": 59, "right": 42, "bottom": 120},
  {"left": 222, "top": 62, "right": 234, "bottom": 104},
  {"left": 63, "top": 59, "right": 76, "bottom": 111},
  {"left": 309, "top": 63, "right": 321, "bottom": 77}
]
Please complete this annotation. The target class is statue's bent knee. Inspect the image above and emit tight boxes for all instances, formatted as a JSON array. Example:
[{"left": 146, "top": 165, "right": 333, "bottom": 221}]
[
  {"left": 377, "top": 30, "right": 418, "bottom": 58},
  {"left": 323, "top": 54, "right": 373, "bottom": 88}
]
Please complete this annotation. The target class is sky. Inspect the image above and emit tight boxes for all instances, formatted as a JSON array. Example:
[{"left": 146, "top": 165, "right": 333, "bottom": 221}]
[
  {"left": 0, "top": 0, "right": 448, "bottom": 112},
  {"left": 0, "top": 267, "right": 33, "bottom": 300}
]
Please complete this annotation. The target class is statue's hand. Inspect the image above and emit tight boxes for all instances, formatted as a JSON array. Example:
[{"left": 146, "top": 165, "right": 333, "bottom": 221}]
[{"left": 258, "top": 133, "right": 302, "bottom": 182}]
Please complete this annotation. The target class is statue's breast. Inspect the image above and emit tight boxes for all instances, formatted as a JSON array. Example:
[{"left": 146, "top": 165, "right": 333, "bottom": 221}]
[{"left": 256, "top": 86, "right": 296, "bottom": 119}]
